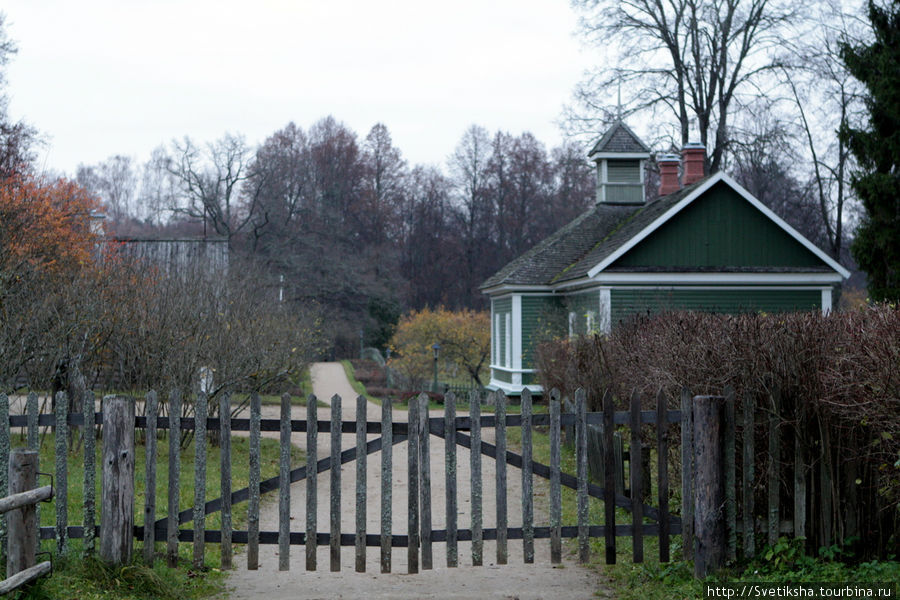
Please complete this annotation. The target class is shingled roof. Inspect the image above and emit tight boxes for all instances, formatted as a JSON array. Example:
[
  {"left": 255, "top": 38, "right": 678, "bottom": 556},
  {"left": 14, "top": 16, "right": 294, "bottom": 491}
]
[
  {"left": 480, "top": 177, "right": 707, "bottom": 290},
  {"left": 588, "top": 121, "right": 651, "bottom": 156}
]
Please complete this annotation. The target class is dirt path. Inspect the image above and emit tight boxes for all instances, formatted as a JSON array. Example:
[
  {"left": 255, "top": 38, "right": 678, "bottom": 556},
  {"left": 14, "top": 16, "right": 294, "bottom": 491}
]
[{"left": 227, "top": 362, "right": 604, "bottom": 599}]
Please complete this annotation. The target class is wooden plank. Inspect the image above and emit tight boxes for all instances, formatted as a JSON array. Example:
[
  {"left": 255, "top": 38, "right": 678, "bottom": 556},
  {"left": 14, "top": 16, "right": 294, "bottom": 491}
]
[
  {"left": 355, "top": 395, "right": 367, "bottom": 573},
  {"left": 380, "top": 396, "right": 392, "bottom": 574},
  {"left": 576, "top": 388, "right": 589, "bottom": 564},
  {"left": 445, "top": 392, "right": 458, "bottom": 568},
  {"left": 330, "top": 394, "right": 342, "bottom": 572},
  {"left": 219, "top": 394, "right": 232, "bottom": 569},
  {"left": 724, "top": 386, "right": 736, "bottom": 564},
  {"left": 657, "top": 388, "right": 670, "bottom": 563},
  {"left": 630, "top": 390, "right": 643, "bottom": 563},
  {"left": 27, "top": 393, "right": 39, "bottom": 535},
  {"left": 820, "top": 440, "right": 832, "bottom": 547},
  {"left": 144, "top": 391, "right": 158, "bottom": 564},
  {"left": 419, "top": 394, "right": 433, "bottom": 570},
  {"left": 0, "top": 485, "right": 52, "bottom": 514},
  {"left": 742, "top": 390, "right": 755, "bottom": 558},
  {"left": 54, "top": 391, "right": 68, "bottom": 555},
  {"left": 693, "top": 395, "right": 725, "bottom": 578},
  {"left": 26, "top": 393, "right": 38, "bottom": 451},
  {"left": 0, "top": 561, "right": 51, "bottom": 595},
  {"left": 549, "top": 389, "right": 562, "bottom": 564},
  {"left": 407, "top": 392, "right": 420, "bottom": 574},
  {"left": 101, "top": 396, "right": 135, "bottom": 565},
  {"left": 794, "top": 417, "right": 806, "bottom": 541},
  {"left": 603, "top": 389, "right": 616, "bottom": 565},
  {"left": 521, "top": 388, "right": 534, "bottom": 564},
  {"left": 0, "top": 393, "right": 8, "bottom": 557},
  {"left": 305, "top": 394, "right": 317, "bottom": 571},
  {"left": 279, "top": 394, "right": 291, "bottom": 571},
  {"left": 469, "top": 390, "right": 482, "bottom": 567},
  {"left": 495, "top": 390, "right": 508, "bottom": 565},
  {"left": 614, "top": 432, "right": 625, "bottom": 497},
  {"left": 7, "top": 449, "right": 38, "bottom": 577},
  {"left": 167, "top": 389, "right": 182, "bottom": 568},
  {"left": 248, "top": 393, "right": 261, "bottom": 570},
  {"left": 83, "top": 391, "right": 96, "bottom": 557},
  {"left": 680, "top": 388, "right": 693, "bottom": 561},
  {"left": 193, "top": 393, "right": 208, "bottom": 569},
  {"left": 767, "top": 386, "right": 780, "bottom": 548}
]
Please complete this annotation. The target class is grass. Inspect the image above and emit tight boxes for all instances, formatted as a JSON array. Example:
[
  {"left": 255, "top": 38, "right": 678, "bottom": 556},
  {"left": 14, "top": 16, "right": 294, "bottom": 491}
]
[
  {"left": 507, "top": 424, "right": 900, "bottom": 599},
  {"left": 11, "top": 429, "right": 304, "bottom": 599}
]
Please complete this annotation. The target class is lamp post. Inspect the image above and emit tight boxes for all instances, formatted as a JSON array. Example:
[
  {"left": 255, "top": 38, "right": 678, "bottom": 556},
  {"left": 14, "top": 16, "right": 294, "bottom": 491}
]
[{"left": 431, "top": 343, "right": 441, "bottom": 393}]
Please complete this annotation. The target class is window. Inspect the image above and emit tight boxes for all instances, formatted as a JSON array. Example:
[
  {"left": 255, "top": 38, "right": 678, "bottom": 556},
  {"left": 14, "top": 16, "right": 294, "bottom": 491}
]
[
  {"left": 568, "top": 311, "right": 577, "bottom": 338},
  {"left": 586, "top": 310, "right": 596, "bottom": 334}
]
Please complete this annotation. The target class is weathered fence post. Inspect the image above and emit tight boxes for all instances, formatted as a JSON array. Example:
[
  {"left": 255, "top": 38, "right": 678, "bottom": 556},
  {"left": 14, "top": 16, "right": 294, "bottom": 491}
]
[
  {"left": 100, "top": 395, "right": 135, "bottom": 565},
  {"left": 692, "top": 395, "right": 726, "bottom": 578},
  {"left": 7, "top": 449, "right": 38, "bottom": 577}
]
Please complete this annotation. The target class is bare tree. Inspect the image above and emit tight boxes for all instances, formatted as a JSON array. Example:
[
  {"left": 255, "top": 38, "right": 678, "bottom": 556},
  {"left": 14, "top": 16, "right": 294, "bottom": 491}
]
[
  {"left": 570, "top": 0, "right": 798, "bottom": 171},
  {"left": 76, "top": 155, "right": 138, "bottom": 225},
  {"left": 166, "top": 133, "right": 258, "bottom": 242},
  {"left": 138, "top": 146, "right": 180, "bottom": 227},
  {"left": 777, "top": 1, "right": 867, "bottom": 261},
  {"left": 0, "top": 13, "right": 36, "bottom": 178}
]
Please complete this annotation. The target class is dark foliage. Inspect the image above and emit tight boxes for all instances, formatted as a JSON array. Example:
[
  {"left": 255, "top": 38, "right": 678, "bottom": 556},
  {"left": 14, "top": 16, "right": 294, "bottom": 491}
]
[{"left": 537, "top": 306, "right": 900, "bottom": 558}]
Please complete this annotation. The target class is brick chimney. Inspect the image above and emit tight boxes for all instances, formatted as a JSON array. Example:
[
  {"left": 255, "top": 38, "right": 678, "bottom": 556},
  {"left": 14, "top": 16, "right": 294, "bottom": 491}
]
[
  {"left": 682, "top": 142, "right": 706, "bottom": 186},
  {"left": 658, "top": 154, "right": 681, "bottom": 196}
]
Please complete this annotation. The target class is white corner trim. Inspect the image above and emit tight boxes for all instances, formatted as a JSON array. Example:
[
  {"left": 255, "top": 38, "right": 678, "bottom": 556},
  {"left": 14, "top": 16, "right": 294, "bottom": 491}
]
[
  {"left": 821, "top": 287, "right": 833, "bottom": 315},
  {"left": 599, "top": 288, "right": 611, "bottom": 334},
  {"left": 512, "top": 295, "right": 522, "bottom": 371},
  {"left": 586, "top": 172, "right": 851, "bottom": 280}
]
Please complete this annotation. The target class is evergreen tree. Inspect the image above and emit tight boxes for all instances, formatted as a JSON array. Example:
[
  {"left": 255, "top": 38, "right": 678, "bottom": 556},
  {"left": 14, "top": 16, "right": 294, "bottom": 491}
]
[{"left": 841, "top": 1, "right": 900, "bottom": 302}]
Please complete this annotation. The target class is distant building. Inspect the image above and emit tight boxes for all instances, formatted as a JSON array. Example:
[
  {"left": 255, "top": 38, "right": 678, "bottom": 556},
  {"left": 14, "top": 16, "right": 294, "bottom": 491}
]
[
  {"left": 108, "top": 237, "right": 229, "bottom": 274},
  {"left": 481, "top": 121, "right": 849, "bottom": 395}
]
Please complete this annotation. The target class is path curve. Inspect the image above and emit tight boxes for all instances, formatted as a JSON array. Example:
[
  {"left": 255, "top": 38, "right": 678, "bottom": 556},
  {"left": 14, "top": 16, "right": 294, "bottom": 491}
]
[{"left": 227, "top": 362, "right": 604, "bottom": 599}]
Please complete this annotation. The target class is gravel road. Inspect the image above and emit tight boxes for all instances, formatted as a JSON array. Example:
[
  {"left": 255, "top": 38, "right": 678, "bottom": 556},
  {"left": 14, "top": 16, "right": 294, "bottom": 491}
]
[{"left": 224, "top": 362, "right": 606, "bottom": 599}]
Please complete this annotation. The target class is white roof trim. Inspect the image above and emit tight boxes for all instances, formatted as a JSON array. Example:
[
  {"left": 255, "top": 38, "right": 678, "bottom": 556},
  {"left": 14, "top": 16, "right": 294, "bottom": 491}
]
[
  {"left": 594, "top": 272, "right": 844, "bottom": 284},
  {"left": 586, "top": 172, "right": 851, "bottom": 279},
  {"left": 482, "top": 283, "right": 553, "bottom": 295},
  {"left": 589, "top": 152, "right": 651, "bottom": 160}
]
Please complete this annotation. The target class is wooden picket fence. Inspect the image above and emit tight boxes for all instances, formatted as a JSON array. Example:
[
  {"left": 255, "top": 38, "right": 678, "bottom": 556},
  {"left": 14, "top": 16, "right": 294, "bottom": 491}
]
[{"left": 0, "top": 385, "right": 816, "bottom": 579}]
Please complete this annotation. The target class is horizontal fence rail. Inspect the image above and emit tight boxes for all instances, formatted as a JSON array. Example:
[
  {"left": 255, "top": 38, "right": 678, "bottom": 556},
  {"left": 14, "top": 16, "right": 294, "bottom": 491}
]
[{"left": 2, "top": 388, "right": 689, "bottom": 575}]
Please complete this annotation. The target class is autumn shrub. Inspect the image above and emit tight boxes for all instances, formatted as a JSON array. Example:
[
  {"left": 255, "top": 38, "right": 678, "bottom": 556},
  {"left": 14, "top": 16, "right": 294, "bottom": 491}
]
[
  {"left": 388, "top": 307, "right": 490, "bottom": 389},
  {"left": 536, "top": 306, "right": 900, "bottom": 558}
]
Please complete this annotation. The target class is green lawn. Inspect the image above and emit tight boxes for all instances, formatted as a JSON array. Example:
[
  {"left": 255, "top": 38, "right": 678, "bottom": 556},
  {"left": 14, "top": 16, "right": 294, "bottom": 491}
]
[{"left": 11, "top": 429, "right": 303, "bottom": 600}]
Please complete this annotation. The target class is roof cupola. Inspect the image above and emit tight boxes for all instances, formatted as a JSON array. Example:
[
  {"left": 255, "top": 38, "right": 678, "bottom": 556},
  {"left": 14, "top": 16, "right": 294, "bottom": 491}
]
[{"left": 588, "top": 121, "right": 651, "bottom": 205}]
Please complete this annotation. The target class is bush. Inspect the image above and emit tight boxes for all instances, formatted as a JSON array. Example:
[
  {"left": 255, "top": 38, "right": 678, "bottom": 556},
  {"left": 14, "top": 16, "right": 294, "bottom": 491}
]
[{"left": 536, "top": 305, "right": 900, "bottom": 559}]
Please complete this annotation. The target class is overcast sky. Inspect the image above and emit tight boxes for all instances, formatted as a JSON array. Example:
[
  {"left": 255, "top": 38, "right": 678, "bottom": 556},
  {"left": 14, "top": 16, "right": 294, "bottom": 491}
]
[{"left": 3, "top": 1, "right": 594, "bottom": 177}]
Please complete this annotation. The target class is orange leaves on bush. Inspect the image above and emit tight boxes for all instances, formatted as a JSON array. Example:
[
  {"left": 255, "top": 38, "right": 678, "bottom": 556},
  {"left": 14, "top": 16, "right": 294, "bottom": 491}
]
[
  {"left": 389, "top": 307, "right": 490, "bottom": 386},
  {"left": 0, "top": 175, "right": 102, "bottom": 277}
]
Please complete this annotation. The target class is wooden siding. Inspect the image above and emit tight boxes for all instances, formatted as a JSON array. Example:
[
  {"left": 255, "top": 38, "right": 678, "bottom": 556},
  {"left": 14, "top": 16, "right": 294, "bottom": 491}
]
[
  {"left": 610, "top": 182, "right": 826, "bottom": 269},
  {"left": 610, "top": 288, "right": 821, "bottom": 326},
  {"left": 521, "top": 296, "right": 563, "bottom": 368}
]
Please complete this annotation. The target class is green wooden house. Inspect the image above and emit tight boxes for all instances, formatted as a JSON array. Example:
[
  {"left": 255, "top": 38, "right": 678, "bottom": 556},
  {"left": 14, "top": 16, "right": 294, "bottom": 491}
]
[{"left": 480, "top": 121, "right": 849, "bottom": 395}]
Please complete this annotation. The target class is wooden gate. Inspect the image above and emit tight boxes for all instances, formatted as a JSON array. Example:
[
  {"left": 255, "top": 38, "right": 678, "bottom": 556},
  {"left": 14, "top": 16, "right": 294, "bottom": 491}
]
[{"left": 0, "top": 387, "right": 684, "bottom": 574}]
